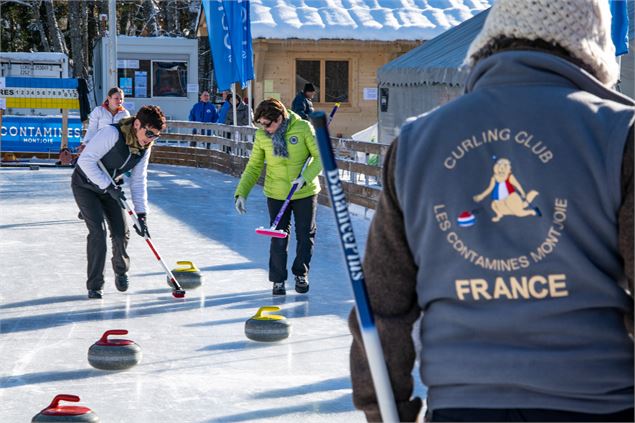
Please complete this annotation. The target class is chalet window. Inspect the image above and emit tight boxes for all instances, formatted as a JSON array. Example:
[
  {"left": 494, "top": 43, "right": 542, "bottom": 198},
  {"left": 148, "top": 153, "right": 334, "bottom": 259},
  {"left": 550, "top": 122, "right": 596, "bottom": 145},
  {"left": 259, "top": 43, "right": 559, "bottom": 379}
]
[
  {"left": 295, "top": 60, "right": 320, "bottom": 99},
  {"left": 295, "top": 59, "right": 350, "bottom": 104},
  {"left": 325, "top": 61, "right": 348, "bottom": 103}
]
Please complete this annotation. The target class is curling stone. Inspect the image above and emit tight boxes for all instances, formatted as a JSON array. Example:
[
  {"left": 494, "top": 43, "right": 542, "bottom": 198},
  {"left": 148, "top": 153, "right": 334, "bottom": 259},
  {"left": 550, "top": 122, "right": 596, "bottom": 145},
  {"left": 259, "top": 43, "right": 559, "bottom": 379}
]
[
  {"left": 167, "top": 261, "right": 203, "bottom": 290},
  {"left": 32, "top": 394, "right": 99, "bottom": 422},
  {"left": 244, "top": 306, "right": 291, "bottom": 342},
  {"left": 29, "top": 164, "right": 40, "bottom": 171},
  {"left": 87, "top": 330, "right": 142, "bottom": 371}
]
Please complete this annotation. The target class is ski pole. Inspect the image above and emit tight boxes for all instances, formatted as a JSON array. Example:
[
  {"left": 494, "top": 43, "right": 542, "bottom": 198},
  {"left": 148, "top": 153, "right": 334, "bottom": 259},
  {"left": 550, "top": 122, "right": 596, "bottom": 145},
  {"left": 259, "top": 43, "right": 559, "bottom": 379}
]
[
  {"left": 97, "top": 161, "right": 186, "bottom": 299},
  {"left": 309, "top": 111, "right": 399, "bottom": 422}
]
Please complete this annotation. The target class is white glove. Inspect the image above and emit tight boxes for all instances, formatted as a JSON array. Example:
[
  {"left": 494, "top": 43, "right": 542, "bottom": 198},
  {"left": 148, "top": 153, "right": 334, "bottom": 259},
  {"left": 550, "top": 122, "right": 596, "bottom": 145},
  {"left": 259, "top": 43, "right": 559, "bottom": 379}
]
[
  {"left": 292, "top": 175, "right": 305, "bottom": 188},
  {"left": 235, "top": 196, "right": 246, "bottom": 215}
]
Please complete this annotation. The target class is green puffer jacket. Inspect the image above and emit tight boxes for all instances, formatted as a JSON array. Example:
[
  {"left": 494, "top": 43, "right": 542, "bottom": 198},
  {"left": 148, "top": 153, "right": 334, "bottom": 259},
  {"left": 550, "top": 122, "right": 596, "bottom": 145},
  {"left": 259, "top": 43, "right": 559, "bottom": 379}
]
[{"left": 235, "top": 111, "right": 322, "bottom": 201}]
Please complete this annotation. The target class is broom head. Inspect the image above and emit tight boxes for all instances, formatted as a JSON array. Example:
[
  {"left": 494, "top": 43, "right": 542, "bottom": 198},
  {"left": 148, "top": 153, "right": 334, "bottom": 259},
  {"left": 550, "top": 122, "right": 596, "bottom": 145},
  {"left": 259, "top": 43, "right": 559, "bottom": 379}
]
[{"left": 255, "top": 227, "right": 288, "bottom": 238}]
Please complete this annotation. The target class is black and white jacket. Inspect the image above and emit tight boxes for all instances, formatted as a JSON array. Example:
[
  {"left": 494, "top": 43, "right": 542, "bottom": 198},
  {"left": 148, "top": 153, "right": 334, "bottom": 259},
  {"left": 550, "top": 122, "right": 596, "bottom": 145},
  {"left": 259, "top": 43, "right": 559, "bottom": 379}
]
[{"left": 74, "top": 125, "right": 150, "bottom": 214}]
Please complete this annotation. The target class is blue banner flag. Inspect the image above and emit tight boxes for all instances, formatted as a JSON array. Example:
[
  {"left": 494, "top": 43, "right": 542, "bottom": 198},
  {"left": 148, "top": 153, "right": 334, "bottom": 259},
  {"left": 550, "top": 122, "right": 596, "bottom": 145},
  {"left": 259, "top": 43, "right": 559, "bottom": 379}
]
[
  {"left": 222, "top": 0, "right": 255, "bottom": 86},
  {"left": 203, "top": 0, "right": 241, "bottom": 91},
  {"left": 609, "top": 0, "right": 629, "bottom": 56}
]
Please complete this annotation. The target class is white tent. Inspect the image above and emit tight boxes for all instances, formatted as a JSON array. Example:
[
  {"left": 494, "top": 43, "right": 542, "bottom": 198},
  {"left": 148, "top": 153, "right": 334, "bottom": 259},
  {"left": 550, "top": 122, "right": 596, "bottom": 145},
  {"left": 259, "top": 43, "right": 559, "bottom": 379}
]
[
  {"left": 352, "top": 123, "right": 379, "bottom": 166},
  {"left": 376, "top": 10, "right": 488, "bottom": 143},
  {"left": 377, "top": 4, "right": 634, "bottom": 144},
  {"left": 351, "top": 123, "right": 377, "bottom": 143}
]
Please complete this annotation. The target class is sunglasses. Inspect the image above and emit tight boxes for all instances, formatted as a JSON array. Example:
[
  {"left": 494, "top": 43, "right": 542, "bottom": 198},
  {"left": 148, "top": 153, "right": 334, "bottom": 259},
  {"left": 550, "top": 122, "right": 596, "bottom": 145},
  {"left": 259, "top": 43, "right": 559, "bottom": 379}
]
[
  {"left": 258, "top": 119, "right": 274, "bottom": 129},
  {"left": 144, "top": 128, "right": 160, "bottom": 139}
]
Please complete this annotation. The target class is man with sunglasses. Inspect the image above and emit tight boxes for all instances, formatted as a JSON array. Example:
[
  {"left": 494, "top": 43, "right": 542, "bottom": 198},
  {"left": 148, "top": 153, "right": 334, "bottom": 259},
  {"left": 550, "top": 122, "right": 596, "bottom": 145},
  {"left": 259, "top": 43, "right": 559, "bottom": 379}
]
[{"left": 72, "top": 105, "right": 166, "bottom": 299}]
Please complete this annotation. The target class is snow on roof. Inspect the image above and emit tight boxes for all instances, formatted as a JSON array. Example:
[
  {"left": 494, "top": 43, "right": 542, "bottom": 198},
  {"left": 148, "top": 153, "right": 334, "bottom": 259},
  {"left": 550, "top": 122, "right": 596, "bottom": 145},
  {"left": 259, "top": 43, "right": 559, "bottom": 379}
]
[
  {"left": 251, "top": 0, "right": 493, "bottom": 41},
  {"left": 0, "top": 52, "right": 68, "bottom": 62}
]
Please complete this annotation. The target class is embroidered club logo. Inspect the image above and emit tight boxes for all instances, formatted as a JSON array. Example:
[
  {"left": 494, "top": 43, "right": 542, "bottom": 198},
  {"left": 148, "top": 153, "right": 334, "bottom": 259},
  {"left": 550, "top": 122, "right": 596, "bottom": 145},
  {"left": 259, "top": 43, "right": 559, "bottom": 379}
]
[
  {"left": 289, "top": 136, "right": 298, "bottom": 145},
  {"left": 466, "top": 156, "right": 541, "bottom": 224},
  {"left": 457, "top": 211, "right": 476, "bottom": 227}
]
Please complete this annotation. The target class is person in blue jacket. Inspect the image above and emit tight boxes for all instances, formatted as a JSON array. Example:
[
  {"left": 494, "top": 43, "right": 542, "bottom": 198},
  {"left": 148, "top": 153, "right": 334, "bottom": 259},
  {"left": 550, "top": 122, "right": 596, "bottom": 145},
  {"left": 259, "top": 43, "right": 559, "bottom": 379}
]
[
  {"left": 188, "top": 91, "right": 218, "bottom": 141},
  {"left": 217, "top": 90, "right": 232, "bottom": 125},
  {"left": 291, "top": 83, "right": 316, "bottom": 120}
]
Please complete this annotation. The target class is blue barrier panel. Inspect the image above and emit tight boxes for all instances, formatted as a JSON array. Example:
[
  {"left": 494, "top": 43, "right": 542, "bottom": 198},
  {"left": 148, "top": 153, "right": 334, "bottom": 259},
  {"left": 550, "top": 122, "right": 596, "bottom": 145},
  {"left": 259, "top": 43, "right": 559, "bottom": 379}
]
[{"left": 0, "top": 115, "right": 82, "bottom": 153}]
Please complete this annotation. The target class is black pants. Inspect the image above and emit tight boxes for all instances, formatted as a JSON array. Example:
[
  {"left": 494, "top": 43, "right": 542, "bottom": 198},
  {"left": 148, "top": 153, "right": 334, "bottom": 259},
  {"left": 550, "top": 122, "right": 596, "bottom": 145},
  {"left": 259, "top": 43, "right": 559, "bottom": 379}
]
[
  {"left": 267, "top": 195, "right": 317, "bottom": 283},
  {"left": 427, "top": 407, "right": 635, "bottom": 422},
  {"left": 72, "top": 182, "right": 130, "bottom": 291}
]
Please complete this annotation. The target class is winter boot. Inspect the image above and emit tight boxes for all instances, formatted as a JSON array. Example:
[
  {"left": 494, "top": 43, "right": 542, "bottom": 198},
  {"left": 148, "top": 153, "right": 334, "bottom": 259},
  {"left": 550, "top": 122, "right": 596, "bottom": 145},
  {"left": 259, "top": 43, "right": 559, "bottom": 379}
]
[
  {"left": 88, "top": 289, "right": 103, "bottom": 299},
  {"left": 115, "top": 274, "right": 129, "bottom": 292},
  {"left": 272, "top": 281, "right": 286, "bottom": 296},
  {"left": 294, "top": 275, "right": 309, "bottom": 294}
]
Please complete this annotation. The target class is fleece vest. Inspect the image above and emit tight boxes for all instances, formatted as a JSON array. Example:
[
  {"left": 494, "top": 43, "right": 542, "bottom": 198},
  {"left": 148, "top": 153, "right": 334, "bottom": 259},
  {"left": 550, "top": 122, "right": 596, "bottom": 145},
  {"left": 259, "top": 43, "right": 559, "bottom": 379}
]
[
  {"left": 396, "top": 51, "right": 634, "bottom": 413},
  {"left": 74, "top": 124, "right": 146, "bottom": 192}
]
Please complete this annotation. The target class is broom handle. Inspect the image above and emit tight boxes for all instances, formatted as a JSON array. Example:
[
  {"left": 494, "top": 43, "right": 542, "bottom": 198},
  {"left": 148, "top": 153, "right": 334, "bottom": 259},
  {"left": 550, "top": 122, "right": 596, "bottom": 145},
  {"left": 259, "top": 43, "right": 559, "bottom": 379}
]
[
  {"left": 309, "top": 111, "right": 399, "bottom": 423},
  {"left": 97, "top": 161, "right": 185, "bottom": 294},
  {"left": 269, "top": 158, "right": 310, "bottom": 230},
  {"left": 269, "top": 113, "right": 336, "bottom": 230},
  {"left": 97, "top": 161, "right": 141, "bottom": 229}
]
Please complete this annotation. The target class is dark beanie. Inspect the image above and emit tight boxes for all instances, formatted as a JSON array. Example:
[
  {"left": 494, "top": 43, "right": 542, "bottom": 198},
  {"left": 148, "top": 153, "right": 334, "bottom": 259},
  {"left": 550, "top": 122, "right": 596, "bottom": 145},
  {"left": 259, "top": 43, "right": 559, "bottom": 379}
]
[{"left": 303, "top": 83, "right": 316, "bottom": 93}]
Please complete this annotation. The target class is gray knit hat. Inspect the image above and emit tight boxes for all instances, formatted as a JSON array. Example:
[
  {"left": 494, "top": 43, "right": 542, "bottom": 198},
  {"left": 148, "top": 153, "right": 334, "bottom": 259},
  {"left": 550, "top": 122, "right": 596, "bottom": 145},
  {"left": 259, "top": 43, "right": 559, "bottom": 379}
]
[{"left": 465, "top": 0, "right": 619, "bottom": 86}]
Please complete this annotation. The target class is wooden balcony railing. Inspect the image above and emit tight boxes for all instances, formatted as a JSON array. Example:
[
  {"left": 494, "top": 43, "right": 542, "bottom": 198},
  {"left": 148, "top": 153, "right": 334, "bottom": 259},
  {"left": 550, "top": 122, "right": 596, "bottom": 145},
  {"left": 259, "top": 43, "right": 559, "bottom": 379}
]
[{"left": 151, "top": 120, "right": 388, "bottom": 210}]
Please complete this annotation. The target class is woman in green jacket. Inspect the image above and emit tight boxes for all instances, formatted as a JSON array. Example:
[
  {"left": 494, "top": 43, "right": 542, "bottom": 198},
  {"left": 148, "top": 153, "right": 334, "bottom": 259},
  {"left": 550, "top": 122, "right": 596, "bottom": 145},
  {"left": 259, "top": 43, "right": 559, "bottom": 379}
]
[{"left": 234, "top": 98, "right": 322, "bottom": 295}]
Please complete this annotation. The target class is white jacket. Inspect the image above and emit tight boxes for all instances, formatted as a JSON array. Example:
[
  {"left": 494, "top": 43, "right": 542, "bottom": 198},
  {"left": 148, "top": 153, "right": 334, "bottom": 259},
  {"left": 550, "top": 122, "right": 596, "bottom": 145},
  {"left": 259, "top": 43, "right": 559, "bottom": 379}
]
[{"left": 83, "top": 104, "right": 130, "bottom": 144}]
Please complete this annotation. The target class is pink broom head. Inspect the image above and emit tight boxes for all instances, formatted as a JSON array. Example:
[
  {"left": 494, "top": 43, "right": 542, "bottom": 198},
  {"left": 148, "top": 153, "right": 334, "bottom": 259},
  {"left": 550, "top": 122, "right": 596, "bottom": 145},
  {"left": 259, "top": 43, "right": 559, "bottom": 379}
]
[{"left": 255, "top": 227, "right": 288, "bottom": 238}]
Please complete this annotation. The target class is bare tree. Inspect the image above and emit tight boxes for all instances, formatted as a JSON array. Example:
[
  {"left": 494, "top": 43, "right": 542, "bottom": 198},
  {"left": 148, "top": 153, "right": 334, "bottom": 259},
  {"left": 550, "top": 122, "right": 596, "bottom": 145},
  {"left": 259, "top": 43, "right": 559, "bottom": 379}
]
[
  {"left": 2, "top": 0, "right": 32, "bottom": 5},
  {"left": 68, "top": 0, "right": 84, "bottom": 77},
  {"left": 43, "top": 0, "right": 67, "bottom": 54},
  {"left": 1, "top": 0, "right": 203, "bottom": 57},
  {"left": 84, "top": 1, "right": 94, "bottom": 72},
  {"left": 166, "top": 0, "right": 180, "bottom": 36},
  {"left": 29, "top": 0, "right": 50, "bottom": 51},
  {"left": 118, "top": 0, "right": 138, "bottom": 36},
  {"left": 141, "top": 0, "right": 159, "bottom": 36},
  {"left": 188, "top": 0, "right": 202, "bottom": 35}
]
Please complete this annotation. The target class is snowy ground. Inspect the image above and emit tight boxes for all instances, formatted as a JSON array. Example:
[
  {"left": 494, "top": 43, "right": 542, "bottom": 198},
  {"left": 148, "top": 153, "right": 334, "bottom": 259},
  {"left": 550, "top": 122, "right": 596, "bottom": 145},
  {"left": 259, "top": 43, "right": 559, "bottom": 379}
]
[{"left": 0, "top": 164, "right": 424, "bottom": 422}]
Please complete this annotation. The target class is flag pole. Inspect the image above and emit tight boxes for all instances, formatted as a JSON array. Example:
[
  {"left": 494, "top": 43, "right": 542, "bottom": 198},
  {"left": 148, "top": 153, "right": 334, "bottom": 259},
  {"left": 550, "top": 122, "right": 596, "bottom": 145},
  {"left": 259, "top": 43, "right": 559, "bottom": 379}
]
[
  {"left": 248, "top": 80, "right": 253, "bottom": 126},
  {"left": 231, "top": 83, "right": 237, "bottom": 127}
]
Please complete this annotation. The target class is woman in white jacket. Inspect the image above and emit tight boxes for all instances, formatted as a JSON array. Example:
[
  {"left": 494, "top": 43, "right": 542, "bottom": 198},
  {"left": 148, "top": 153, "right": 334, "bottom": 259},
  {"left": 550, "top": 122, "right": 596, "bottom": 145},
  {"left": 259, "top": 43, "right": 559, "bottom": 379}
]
[
  {"left": 83, "top": 87, "right": 131, "bottom": 144},
  {"left": 77, "top": 87, "right": 130, "bottom": 220}
]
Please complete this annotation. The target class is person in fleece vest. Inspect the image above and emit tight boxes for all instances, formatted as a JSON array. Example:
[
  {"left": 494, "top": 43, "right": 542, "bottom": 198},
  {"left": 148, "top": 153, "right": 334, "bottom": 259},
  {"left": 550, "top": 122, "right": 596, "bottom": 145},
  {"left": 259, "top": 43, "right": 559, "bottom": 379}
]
[
  {"left": 72, "top": 105, "right": 166, "bottom": 300},
  {"left": 349, "top": 0, "right": 634, "bottom": 421}
]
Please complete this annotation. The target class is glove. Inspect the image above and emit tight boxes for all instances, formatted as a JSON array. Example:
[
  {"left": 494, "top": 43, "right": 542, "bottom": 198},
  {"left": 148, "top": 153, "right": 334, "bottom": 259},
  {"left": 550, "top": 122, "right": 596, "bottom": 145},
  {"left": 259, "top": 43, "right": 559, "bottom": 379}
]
[
  {"left": 134, "top": 213, "right": 150, "bottom": 238},
  {"left": 292, "top": 175, "right": 305, "bottom": 188},
  {"left": 235, "top": 196, "right": 246, "bottom": 215},
  {"left": 105, "top": 184, "right": 126, "bottom": 202}
]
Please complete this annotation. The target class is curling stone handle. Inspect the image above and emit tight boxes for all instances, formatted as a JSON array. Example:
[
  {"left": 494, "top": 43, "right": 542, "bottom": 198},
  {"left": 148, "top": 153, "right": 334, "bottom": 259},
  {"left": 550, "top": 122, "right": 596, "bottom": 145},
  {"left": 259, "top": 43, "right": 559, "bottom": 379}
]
[
  {"left": 99, "top": 329, "right": 128, "bottom": 343},
  {"left": 255, "top": 306, "right": 281, "bottom": 318},
  {"left": 46, "top": 394, "right": 80, "bottom": 409},
  {"left": 176, "top": 261, "right": 199, "bottom": 272}
]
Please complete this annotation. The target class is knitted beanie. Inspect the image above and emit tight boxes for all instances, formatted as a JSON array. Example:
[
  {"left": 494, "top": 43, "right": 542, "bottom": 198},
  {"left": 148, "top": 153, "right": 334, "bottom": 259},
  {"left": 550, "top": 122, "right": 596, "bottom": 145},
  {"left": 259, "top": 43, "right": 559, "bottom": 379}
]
[{"left": 465, "top": 0, "right": 619, "bottom": 86}]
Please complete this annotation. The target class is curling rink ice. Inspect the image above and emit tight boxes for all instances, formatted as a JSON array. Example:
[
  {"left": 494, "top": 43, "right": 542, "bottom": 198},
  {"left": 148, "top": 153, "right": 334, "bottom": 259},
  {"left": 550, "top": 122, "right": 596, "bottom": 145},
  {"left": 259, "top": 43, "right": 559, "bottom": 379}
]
[{"left": 0, "top": 164, "right": 425, "bottom": 422}]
